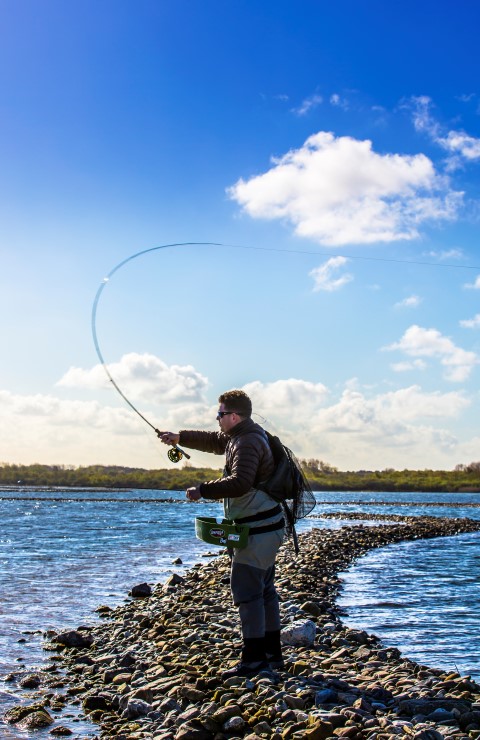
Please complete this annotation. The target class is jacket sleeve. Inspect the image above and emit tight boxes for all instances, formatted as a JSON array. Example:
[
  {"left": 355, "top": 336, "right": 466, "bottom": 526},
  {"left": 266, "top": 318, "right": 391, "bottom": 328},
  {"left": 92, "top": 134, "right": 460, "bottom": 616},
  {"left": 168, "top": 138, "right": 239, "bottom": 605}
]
[
  {"left": 178, "top": 430, "right": 228, "bottom": 455},
  {"left": 199, "top": 434, "right": 271, "bottom": 500}
]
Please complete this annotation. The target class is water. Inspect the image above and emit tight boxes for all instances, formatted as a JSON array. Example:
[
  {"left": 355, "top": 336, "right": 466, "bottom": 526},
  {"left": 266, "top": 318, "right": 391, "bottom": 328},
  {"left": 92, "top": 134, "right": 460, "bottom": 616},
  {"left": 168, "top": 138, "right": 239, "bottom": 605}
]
[
  {"left": 338, "top": 529, "right": 480, "bottom": 678},
  {"left": 0, "top": 488, "right": 479, "bottom": 737}
]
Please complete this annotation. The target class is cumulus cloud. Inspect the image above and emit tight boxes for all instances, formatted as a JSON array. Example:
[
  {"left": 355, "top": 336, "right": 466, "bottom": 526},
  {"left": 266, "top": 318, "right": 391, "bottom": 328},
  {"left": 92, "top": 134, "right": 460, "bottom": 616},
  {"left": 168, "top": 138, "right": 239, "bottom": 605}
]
[
  {"left": 58, "top": 353, "right": 209, "bottom": 404},
  {"left": 309, "top": 256, "right": 353, "bottom": 291},
  {"left": 303, "top": 383, "right": 471, "bottom": 470},
  {"left": 291, "top": 93, "right": 323, "bottom": 116},
  {"left": 464, "top": 275, "right": 480, "bottom": 289},
  {"left": 384, "top": 325, "right": 479, "bottom": 382},
  {"left": 0, "top": 376, "right": 475, "bottom": 471},
  {"left": 0, "top": 389, "right": 148, "bottom": 465},
  {"left": 460, "top": 313, "right": 480, "bottom": 329},
  {"left": 394, "top": 295, "right": 422, "bottom": 309},
  {"left": 228, "top": 131, "right": 461, "bottom": 246},
  {"left": 243, "top": 378, "right": 328, "bottom": 428}
]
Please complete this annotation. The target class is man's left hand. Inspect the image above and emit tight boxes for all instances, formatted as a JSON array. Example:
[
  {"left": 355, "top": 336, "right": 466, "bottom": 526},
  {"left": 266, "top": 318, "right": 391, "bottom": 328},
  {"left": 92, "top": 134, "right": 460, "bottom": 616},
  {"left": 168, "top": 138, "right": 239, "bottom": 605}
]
[{"left": 186, "top": 487, "right": 201, "bottom": 501}]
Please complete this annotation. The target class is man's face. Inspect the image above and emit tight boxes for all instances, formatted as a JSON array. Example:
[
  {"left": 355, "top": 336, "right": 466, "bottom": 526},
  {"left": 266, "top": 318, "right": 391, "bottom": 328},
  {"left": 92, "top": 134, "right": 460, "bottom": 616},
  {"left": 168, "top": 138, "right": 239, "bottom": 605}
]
[{"left": 217, "top": 403, "right": 240, "bottom": 433}]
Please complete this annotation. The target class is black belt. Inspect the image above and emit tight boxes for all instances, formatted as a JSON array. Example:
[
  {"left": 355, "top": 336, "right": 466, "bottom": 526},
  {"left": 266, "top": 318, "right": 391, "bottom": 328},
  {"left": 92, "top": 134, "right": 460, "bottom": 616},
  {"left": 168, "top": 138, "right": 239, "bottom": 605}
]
[
  {"left": 249, "top": 518, "right": 285, "bottom": 535},
  {"left": 235, "top": 504, "right": 282, "bottom": 524}
]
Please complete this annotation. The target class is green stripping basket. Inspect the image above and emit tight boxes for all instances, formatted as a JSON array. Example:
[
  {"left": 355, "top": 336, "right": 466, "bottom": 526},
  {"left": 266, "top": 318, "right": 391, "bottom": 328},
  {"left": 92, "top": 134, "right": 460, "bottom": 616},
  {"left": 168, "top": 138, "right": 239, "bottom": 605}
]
[{"left": 195, "top": 517, "right": 249, "bottom": 548}]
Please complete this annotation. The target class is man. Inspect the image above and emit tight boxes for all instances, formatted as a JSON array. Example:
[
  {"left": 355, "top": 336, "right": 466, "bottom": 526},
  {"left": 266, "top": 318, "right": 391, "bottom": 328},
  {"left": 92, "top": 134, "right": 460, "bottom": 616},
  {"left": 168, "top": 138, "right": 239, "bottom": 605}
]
[{"left": 160, "top": 389, "right": 285, "bottom": 678}]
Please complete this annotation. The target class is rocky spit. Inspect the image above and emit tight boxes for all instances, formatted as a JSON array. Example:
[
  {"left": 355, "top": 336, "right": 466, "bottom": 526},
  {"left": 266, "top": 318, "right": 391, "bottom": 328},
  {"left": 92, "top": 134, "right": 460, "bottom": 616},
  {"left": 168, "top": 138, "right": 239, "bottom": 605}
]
[{"left": 4, "top": 515, "right": 480, "bottom": 740}]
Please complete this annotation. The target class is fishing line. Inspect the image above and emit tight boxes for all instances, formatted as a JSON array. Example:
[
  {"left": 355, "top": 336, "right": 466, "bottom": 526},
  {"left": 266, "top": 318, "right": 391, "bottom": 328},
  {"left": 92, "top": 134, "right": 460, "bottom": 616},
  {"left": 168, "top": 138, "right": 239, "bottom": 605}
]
[
  {"left": 91, "top": 243, "right": 222, "bottom": 462},
  {"left": 92, "top": 240, "right": 479, "bottom": 460}
]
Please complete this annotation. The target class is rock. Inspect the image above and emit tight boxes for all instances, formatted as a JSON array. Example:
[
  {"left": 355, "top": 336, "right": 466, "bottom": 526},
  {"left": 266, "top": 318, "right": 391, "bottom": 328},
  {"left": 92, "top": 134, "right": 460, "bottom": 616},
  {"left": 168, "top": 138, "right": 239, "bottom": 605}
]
[
  {"left": 459, "top": 711, "right": 480, "bottom": 730},
  {"left": 305, "top": 720, "right": 334, "bottom": 740},
  {"left": 19, "top": 672, "right": 42, "bottom": 688},
  {"left": 223, "top": 715, "right": 246, "bottom": 731},
  {"left": 315, "top": 688, "right": 338, "bottom": 705},
  {"left": 281, "top": 619, "right": 317, "bottom": 647},
  {"left": 123, "top": 698, "right": 153, "bottom": 719},
  {"left": 49, "top": 726, "right": 74, "bottom": 736},
  {"left": 172, "top": 557, "right": 183, "bottom": 564},
  {"left": 398, "top": 698, "right": 471, "bottom": 717},
  {"left": 179, "top": 686, "right": 207, "bottom": 703},
  {"left": 413, "top": 731, "right": 445, "bottom": 740},
  {"left": 211, "top": 704, "right": 243, "bottom": 724},
  {"left": 164, "top": 573, "right": 185, "bottom": 589},
  {"left": 95, "top": 604, "right": 113, "bottom": 615},
  {"left": 130, "top": 582, "right": 152, "bottom": 598},
  {"left": 83, "top": 694, "right": 111, "bottom": 712},
  {"left": 300, "top": 601, "right": 325, "bottom": 617},
  {"left": 4, "top": 703, "right": 49, "bottom": 725},
  {"left": 18, "top": 709, "right": 54, "bottom": 729},
  {"left": 54, "top": 630, "right": 93, "bottom": 648},
  {"left": 175, "top": 723, "right": 212, "bottom": 740},
  {"left": 253, "top": 720, "right": 273, "bottom": 734}
]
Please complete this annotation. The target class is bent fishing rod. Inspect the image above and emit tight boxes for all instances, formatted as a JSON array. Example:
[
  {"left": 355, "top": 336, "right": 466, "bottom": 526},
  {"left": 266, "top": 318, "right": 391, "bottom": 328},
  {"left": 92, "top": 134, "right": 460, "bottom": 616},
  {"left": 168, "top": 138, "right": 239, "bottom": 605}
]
[{"left": 90, "top": 242, "right": 226, "bottom": 462}]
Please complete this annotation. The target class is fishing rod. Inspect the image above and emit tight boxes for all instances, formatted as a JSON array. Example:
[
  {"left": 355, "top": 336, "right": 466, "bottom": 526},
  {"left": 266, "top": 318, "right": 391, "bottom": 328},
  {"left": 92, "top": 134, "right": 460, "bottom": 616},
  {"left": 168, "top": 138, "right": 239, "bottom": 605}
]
[{"left": 90, "top": 242, "right": 225, "bottom": 462}]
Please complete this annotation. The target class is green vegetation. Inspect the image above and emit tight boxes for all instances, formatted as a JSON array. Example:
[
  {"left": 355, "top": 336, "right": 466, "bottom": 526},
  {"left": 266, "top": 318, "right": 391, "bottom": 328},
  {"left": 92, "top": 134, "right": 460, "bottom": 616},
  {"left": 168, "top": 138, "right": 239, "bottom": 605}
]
[
  {"left": 0, "top": 459, "right": 479, "bottom": 492},
  {"left": 301, "top": 459, "right": 480, "bottom": 492}
]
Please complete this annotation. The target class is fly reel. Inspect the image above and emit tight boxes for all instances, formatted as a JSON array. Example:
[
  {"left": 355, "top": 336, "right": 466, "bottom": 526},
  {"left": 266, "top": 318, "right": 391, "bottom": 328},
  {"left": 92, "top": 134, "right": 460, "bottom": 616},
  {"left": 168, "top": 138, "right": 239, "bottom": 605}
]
[{"left": 167, "top": 447, "right": 184, "bottom": 463}]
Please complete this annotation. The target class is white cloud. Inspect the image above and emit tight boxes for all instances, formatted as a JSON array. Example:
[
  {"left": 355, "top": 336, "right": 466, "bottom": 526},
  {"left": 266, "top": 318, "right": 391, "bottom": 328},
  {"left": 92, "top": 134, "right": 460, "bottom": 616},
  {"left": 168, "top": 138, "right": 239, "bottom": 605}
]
[
  {"left": 384, "top": 324, "right": 479, "bottom": 382},
  {"left": 423, "top": 248, "right": 464, "bottom": 261},
  {"left": 243, "top": 378, "right": 328, "bottom": 428},
  {"left": 409, "top": 96, "right": 480, "bottom": 169},
  {"left": 58, "top": 353, "right": 209, "bottom": 404},
  {"left": 464, "top": 275, "right": 480, "bottom": 289},
  {"left": 438, "top": 131, "right": 480, "bottom": 161},
  {"left": 291, "top": 93, "right": 323, "bottom": 116},
  {"left": 391, "top": 359, "right": 427, "bottom": 372},
  {"left": 228, "top": 131, "right": 461, "bottom": 246},
  {"left": 460, "top": 313, "right": 480, "bottom": 329},
  {"left": 309, "top": 256, "right": 353, "bottom": 291},
  {"left": 330, "top": 93, "right": 349, "bottom": 110},
  {"left": 305, "top": 384, "right": 471, "bottom": 469},
  {"left": 0, "top": 376, "right": 475, "bottom": 471},
  {"left": 394, "top": 294, "right": 422, "bottom": 309},
  {"left": 410, "top": 95, "right": 442, "bottom": 138}
]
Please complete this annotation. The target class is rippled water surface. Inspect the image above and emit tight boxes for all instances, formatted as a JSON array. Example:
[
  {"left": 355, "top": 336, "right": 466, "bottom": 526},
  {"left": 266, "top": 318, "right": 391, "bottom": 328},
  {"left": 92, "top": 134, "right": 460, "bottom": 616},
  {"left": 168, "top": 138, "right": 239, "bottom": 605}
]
[
  {"left": 0, "top": 488, "right": 479, "bottom": 737},
  {"left": 338, "top": 529, "right": 480, "bottom": 679}
]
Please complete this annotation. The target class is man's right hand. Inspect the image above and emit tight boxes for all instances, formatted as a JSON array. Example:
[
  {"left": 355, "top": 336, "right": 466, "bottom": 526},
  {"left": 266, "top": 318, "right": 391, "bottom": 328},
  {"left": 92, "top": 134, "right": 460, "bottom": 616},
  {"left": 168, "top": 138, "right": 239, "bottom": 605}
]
[{"left": 159, "top": 432, "right": 180, "bottom": 446}]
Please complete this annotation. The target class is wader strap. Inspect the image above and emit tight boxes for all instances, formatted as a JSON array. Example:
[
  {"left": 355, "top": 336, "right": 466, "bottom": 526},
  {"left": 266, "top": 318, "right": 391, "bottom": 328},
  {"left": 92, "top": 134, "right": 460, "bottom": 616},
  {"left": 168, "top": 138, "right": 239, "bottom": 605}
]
[
  {"left": 235, "top": 504, "right": 282, "bottom": 525},
  {"left": 249, "top": 517, "right": 285, "bottom": 536}
]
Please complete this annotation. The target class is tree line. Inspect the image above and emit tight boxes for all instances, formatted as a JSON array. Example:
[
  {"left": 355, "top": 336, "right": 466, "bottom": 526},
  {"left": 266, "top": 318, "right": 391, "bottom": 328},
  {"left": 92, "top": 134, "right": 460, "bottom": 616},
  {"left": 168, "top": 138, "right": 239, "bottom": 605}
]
[{"left": 0, "top": 460, "right": 479, "bottom": 492}]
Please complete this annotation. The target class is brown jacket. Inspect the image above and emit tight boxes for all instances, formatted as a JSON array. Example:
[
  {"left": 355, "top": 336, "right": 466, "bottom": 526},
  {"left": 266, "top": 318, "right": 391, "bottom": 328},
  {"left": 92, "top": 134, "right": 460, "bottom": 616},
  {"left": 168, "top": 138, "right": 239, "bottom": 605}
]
[{"left": 179, "top": 417, "right": 275, "bottom": 500}]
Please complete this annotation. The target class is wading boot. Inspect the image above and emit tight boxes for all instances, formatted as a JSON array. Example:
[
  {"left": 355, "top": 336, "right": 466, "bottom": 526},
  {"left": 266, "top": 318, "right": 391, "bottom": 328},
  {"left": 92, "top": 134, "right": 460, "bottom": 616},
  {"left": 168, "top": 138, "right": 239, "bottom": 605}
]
[
  {"left": 221, "top": 637, "right": 269, "bottom": 679},
  {"left": 265, "top": 629, "right": 285, "bottom": 669}
]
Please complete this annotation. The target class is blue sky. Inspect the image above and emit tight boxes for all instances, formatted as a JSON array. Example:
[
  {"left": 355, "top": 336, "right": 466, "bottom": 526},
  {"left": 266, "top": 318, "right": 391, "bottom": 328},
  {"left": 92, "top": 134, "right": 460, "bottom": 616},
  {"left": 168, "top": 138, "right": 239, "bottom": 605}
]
[{"left": 1, "top": 0, "right": 479, "bottom": 470}]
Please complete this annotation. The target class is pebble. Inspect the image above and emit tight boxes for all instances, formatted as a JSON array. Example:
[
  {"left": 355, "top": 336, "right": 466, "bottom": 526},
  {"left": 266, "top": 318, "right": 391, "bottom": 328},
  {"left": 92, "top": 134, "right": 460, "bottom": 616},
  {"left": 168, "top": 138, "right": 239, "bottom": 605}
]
[{"left": 4, "top": 515, "right": 480, "bottom": 739}]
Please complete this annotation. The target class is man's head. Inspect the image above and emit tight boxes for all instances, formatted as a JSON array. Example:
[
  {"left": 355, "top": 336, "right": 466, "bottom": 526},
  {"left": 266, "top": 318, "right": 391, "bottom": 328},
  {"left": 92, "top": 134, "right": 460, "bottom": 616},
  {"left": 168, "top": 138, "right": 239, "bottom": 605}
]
[{"left": 216, "top": 389, "right": 252, "bottom": 432}]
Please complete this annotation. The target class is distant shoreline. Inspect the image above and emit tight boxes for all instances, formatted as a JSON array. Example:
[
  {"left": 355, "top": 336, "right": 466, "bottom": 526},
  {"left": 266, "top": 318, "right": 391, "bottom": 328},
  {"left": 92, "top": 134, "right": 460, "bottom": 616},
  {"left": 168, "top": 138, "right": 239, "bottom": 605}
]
[
  {"left": 1, "top": 483, "right": 479, "bottom": 494},
  {"left": 1, "top": 462, "right": 479, "bottom": 492}
]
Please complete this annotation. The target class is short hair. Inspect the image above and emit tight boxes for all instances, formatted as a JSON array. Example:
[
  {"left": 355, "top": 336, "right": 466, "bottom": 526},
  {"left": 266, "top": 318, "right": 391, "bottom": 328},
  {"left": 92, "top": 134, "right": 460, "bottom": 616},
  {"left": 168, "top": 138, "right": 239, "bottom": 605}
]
[{"left": 218, "top": 389, "right": 252, "bottom": 417}]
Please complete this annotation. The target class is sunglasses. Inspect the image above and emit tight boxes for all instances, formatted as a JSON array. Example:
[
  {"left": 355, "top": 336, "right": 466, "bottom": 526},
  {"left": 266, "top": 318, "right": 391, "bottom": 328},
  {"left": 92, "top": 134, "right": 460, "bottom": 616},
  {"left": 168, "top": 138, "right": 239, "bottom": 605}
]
[{"left": 216, "top": 411, "right": 237, "bottom": 419}]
